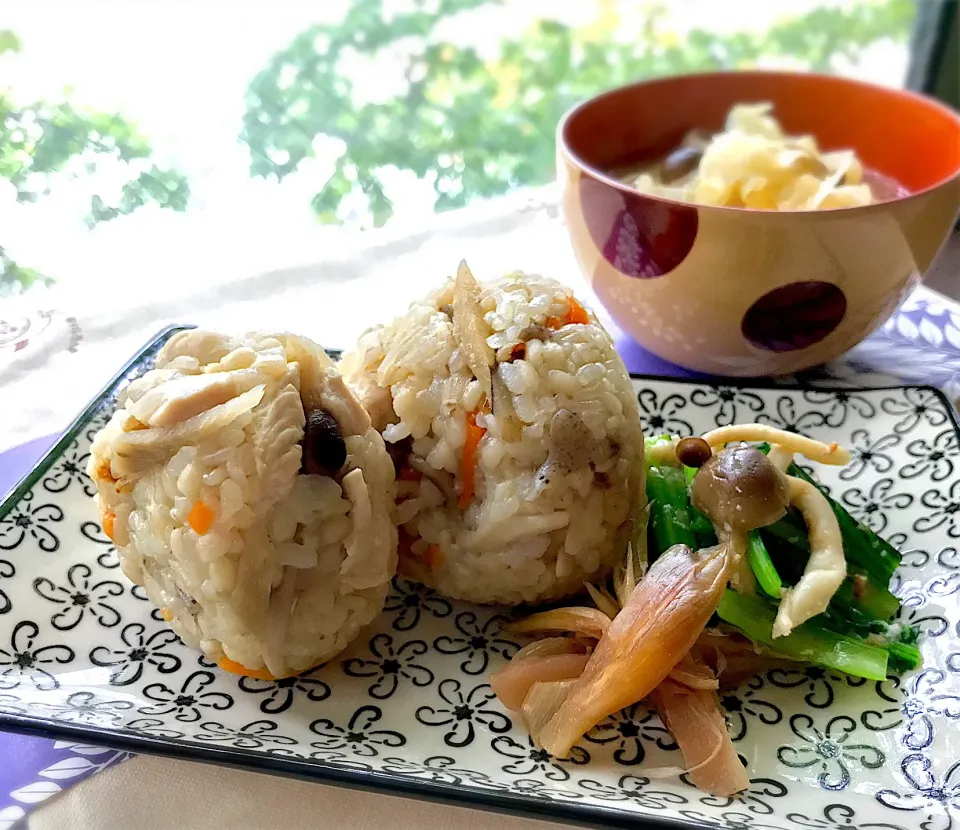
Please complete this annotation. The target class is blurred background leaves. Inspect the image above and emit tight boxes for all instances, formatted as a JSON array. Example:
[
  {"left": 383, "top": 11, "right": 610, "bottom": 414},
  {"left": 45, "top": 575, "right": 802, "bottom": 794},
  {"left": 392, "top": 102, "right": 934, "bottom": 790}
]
[
  {"left": 240, "top": 0, "right": 915, "bottom": 227},
  {"left": 0, "top": 28, "right": 189, "bottom": 295}
]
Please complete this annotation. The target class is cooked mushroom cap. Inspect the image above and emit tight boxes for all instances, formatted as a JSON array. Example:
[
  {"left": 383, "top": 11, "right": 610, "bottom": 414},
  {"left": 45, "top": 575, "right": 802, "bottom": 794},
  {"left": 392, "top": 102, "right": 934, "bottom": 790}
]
[
  {"left": 676, "top": 436, "right": 712, "bottom": 469},
  {"left": 691, "top": 444, "right": 789, "bottom": 533},
  {"left": 546, "top": 409, "right": 595, "bottom": 474},
  {"left": 659, "top": 146, "right": 703, "bottom": 183},
  {"left": 302, "top": 410, "right": 347, "bottom": 476}
]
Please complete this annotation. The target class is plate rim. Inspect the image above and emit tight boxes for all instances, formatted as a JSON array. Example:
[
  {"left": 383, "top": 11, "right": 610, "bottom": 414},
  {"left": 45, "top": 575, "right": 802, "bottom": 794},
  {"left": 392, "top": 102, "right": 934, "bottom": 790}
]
[
  {"left": 0, "top": 713, "right": 719, "bottom": 830},
  {"left": 1, "top": 326, "right": 958, "bottom": 830}
]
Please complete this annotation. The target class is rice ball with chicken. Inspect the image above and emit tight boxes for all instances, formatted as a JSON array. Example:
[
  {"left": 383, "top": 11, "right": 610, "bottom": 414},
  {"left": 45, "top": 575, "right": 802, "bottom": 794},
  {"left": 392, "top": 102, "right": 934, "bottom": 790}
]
[
  {"left": 88, "top": 330, "right": 397, "bottom": 678},
  {"left": 339, "top": 263, "right": 644, "bottom": 605}
]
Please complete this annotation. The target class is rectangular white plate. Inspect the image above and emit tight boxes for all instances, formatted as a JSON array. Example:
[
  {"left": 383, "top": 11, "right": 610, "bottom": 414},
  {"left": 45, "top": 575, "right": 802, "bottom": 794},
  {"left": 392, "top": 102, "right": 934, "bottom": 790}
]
[{"left": 2, "top": 326, "right": 959, "bottom": 830}]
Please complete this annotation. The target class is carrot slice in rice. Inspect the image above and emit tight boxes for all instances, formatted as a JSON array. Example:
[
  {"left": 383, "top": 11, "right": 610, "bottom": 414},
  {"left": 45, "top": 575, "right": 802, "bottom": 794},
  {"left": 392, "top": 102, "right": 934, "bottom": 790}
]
[
  {"left": 566, "top": 297, "right": 591, "bottom": 325},
  {"left": 95, "top": 459, "right": 116, "bottom": 483},
  {"left": 546, "top": 297, "right": 590, "bottom": 330},
  {"left": 458, "top": 411, "right": 486, "bottom": 509},
  {"left": 101, "top": 512, "right": 116, "bottom": 542},
  {"left": 187, "top": 500, "right": 215, "bottom": 535},
  {"left": 424, "top": 544, "right": 444, "bottom": 569},
  {"left": 219, "top": 657, "right": 275, "bottom": 681}
]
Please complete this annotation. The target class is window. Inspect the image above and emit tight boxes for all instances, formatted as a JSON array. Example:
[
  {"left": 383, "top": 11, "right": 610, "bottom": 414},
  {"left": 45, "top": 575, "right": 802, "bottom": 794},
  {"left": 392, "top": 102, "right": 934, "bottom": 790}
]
[{"left": 0, "top": 0, "right": 929, "bottom": 297}]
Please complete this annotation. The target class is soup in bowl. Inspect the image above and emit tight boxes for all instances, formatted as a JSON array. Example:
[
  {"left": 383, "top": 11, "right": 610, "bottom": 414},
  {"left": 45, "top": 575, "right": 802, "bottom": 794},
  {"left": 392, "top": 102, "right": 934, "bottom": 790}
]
[{"left": 557, "top": 71, "right": 960, "bottom": 376}]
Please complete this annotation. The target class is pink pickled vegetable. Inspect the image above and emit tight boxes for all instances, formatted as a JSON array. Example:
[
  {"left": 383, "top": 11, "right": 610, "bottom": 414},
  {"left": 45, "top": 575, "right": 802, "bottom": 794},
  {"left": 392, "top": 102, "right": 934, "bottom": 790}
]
[
  {"left": 490, "top": 653, "right": 590, "bottom": 712},
  {"left": 538, "top": 544, "right": 732, "bottom": 757},
  {"left": 655, "top": 677, "right": 748, "bottom": 796}
]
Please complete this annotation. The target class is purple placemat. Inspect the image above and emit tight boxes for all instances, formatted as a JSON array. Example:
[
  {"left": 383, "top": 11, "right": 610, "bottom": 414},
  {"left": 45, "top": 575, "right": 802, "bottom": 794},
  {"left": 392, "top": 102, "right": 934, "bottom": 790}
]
[
  {"left": 0, "top": 436, "right": 58, "bottom": 502},
  {"left": 0, "top": 738, "right": 130, "bottom": 827},
  {"left": 0, "top": 436, "right": 131, "bottom": 828},
  {"left": 0, "top": 288, "right": 957, "bottom": 824}
]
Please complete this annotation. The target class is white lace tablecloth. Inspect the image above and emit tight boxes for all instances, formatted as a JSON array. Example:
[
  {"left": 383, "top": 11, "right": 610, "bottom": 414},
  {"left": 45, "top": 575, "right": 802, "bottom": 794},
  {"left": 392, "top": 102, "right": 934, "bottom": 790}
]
[
  {"left": 0, "top": 191, "right": 570, "bottom": 455},
  {"left": 1, "top": 188, "right": 958, "bottom": 830}
]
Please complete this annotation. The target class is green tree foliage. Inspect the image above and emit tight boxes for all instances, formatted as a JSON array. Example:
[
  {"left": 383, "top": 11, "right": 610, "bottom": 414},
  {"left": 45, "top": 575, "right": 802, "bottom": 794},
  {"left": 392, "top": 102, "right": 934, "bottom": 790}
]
[
  {"left": 0, "top": 29, "right": 189, "bottom": 295},
  {"left": 242, "top": 0, "right": 916, "bottom": 227}
]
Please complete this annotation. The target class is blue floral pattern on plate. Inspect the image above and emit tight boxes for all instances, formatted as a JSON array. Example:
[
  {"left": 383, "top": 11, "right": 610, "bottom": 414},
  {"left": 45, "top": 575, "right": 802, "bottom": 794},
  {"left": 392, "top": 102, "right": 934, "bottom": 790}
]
[{"left": 1, "top": 304, "right": 960, "bottom": 829}]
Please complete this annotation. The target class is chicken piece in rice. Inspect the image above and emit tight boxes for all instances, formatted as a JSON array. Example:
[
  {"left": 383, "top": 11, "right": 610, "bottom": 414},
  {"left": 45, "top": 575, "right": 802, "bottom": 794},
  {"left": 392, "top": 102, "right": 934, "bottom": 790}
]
[
  {"left": 339, "top": 264, "right": 644, "bottom": 605},
  {"left": 88, "top": 330, "right": 397, "bottom": 678}
]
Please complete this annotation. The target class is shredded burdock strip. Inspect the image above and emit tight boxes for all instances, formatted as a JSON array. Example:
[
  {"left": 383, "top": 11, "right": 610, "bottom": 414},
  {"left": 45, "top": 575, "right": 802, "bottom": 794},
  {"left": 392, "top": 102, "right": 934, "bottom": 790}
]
[{"left": 451, "top": 260, "right": 494, "bottom": 405}]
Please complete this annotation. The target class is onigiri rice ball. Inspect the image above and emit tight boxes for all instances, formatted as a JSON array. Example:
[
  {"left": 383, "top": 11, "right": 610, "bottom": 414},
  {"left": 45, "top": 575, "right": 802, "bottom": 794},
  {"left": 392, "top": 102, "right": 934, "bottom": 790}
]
[
  {"left": 339, "top": 264, "right": 644, "bottom": 605},
  {"left": 88, "top": 330, "right": 397, "bottom": 678}
]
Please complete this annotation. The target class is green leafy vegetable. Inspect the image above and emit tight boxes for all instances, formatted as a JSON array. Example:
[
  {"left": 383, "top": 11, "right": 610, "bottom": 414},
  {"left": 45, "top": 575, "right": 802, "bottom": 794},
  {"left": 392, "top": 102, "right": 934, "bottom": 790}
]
[
  {"left": 646, "top": 463, "right": 697, "bottom": 555},
  {"left": 787, "top": 463, "right": 902, "bottom": 583},
  {"left": 717, "top": 591, "right": 890, "bottom": 681},
  {"left": 746, "top": 531, "right": 783, "bottom": 598}
]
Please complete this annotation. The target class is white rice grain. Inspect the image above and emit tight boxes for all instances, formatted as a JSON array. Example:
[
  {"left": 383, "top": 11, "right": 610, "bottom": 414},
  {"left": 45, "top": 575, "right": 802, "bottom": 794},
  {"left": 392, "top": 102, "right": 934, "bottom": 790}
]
[
  {"left": 87, "top": 330, "right": 398, "bottom": 678},
  {"left": 338, "top": 271, "right": 644, "bottom": 605}
]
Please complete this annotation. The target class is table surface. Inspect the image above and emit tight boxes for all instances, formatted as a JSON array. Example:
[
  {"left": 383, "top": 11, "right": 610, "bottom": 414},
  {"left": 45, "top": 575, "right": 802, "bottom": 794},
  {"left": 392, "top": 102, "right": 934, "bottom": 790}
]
[{"left": 1, "top": 189, "right": 959, "bottom": 830}]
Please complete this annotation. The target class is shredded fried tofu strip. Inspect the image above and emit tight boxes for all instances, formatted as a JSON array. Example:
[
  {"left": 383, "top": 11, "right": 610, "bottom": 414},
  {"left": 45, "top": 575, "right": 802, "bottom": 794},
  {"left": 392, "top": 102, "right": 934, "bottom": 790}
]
[
  {"left": 700, "top": 424, "right": 850, "bottom": 465},
  {"left": 772, "top": 475, "right": 846, "bottom": 637},
  {"left": 767, "top": 444, "right": 795, "bottom": 472}
]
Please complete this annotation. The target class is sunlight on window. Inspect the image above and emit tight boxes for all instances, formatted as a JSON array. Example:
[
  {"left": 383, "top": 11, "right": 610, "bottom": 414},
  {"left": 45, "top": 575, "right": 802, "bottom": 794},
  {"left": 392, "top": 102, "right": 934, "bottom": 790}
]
[{"left": 0, "top": 0, "right": 917, "bottom": 299}]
